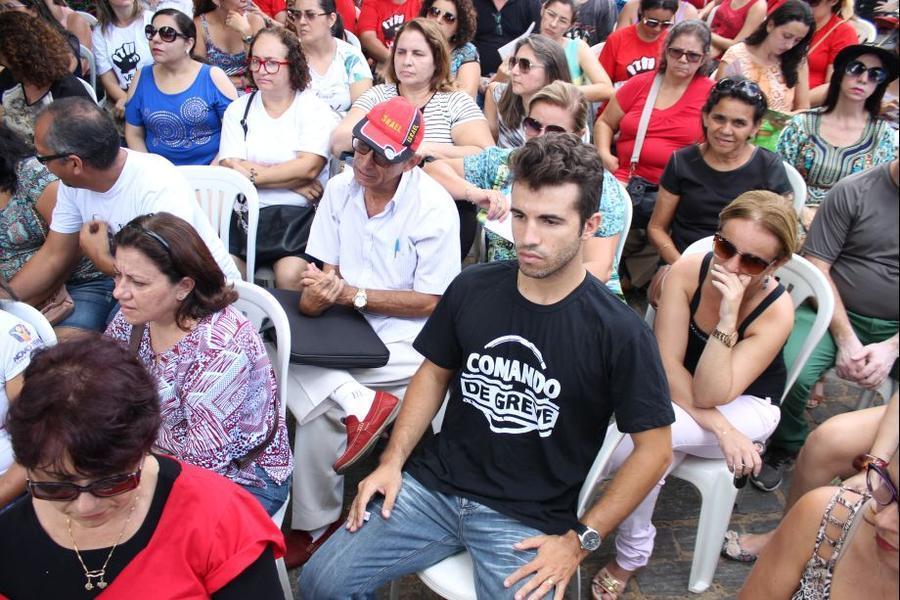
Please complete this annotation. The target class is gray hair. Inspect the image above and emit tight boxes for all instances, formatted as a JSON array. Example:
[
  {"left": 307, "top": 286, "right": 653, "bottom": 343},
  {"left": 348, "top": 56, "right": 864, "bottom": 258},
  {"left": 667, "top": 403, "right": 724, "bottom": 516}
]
[
  {"left": 38, "top": 97, "right": 120, "bottom": 170},
  {"left": 658, "top": 19, "right": 712, "bottom": 74}
]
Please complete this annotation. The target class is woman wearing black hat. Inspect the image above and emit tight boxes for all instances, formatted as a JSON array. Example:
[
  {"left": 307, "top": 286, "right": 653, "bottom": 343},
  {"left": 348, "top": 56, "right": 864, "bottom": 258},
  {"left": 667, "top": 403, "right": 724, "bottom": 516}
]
[{"left": 777, "top": 43, "right": 899, "bottom": 233}]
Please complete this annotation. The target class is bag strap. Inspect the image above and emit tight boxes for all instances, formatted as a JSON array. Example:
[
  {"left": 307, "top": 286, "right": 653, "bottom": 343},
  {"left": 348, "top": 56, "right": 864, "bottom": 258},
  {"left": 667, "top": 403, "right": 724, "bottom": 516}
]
[
  {"left": 129, "top": 323, "right": 146, "bottom": 355},
  {"left": 240, "top": 90, "right": 258, "bottom": 141},
  {"left": 630, "top": 74, "right": 663, "bottom": 176}
]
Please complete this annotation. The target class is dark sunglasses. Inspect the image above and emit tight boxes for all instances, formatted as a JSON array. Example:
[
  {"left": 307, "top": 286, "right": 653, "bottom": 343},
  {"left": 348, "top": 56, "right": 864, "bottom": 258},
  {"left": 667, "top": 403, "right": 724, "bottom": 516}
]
[
  {"left": 427, "top": 6, "right": 456, "bottom": 24},
  {"left": 845, "top": 60, "right": 888, "bottom": 84},
  {"left": 666, "top": 47, "right": 704, "bottom": 63},
  {"left": 522, "top": 116, "right": 567, "bottom": 135},
  {"left": 34, "top": 152, "right": 72, "bottom": 164},
  {"left": 144, "top": 24, "right": 189, "bottom": 43},
  {"left": 286, "top": 8, "right": 328, "bottom": 21},
  {"left": 508, "top": 56, "right": 546, "bottom": 74},
  {"left": 352, "top": 137, "right": 394, "bottom": 167},
  {"left": 27, "top": 468, "right": 142, "bottom": 501},
  {"left": 868, "top": 463, "right": 899, "bottom": 509},
  {"left": 715, "top": 77, "right": 763, "bottom": 100},
  {"left": 642, "top": 16, "right": 674, "bottom": 29},
  {"left": 712, "top": 233, "right": 777, "bottom": 275}
]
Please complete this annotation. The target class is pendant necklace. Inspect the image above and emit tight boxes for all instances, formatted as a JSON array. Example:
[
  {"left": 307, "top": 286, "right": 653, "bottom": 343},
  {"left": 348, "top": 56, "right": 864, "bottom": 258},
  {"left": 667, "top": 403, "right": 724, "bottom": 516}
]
[{"left": 67, "top": 494, "right": 138, "bottom": 591}]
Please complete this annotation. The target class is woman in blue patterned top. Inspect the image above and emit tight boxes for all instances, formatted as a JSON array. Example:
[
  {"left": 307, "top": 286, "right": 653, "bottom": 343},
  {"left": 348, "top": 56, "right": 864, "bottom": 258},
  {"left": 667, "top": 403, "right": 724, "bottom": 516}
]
[
  {"left": 125, "top": 8, "right": 237, "bottom": 165},
  {"left": 426, "top": 81, "right": 628, "bottom": 297},
  {"left": 420, "top": 0, "right": 480, "bottom": 98}
]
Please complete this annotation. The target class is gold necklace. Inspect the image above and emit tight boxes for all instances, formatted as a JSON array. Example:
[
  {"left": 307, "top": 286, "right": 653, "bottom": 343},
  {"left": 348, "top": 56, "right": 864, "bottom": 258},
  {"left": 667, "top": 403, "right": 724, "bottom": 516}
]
[{"left": 66, "top": 494, "right": 139, "bottom": 591}]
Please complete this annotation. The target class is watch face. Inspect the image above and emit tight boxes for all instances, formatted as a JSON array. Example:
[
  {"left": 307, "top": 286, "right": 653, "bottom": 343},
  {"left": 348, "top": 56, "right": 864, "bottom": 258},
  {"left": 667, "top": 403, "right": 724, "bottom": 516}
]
[
  {"left": 353, "top": 291, "right": 366, "bottom": 309},
  {"left": 581, "top": 530, "right": 601, "bottom": 551}
]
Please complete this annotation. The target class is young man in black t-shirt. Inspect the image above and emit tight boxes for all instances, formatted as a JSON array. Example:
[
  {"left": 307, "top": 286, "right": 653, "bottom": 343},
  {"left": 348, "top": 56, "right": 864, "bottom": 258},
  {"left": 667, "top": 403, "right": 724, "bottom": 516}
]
[{"left": 301, "top": 134, "right": 675, "bottom": 599}]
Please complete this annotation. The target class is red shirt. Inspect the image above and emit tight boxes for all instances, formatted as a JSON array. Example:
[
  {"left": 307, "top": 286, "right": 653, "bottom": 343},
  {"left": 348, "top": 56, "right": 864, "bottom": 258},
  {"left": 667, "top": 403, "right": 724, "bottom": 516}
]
[
  {"left": 336, "top": 0, "right": 358, "bottom": 34},
  {"left": 358, "top": 0, "right": 423, "bottom": 47},
  {"left": 807, "top": 15, "right": 857, "bottom": 88},
  {"left": 598, "top": 25, "right": 665, "bottom": 84},
  {"left": 610, "top": 71, "right": 713, "bottom": 184},
  {"left": 710, "top": 0, "right": 757, "bottom": 39},
  {"left": 254, "top": 0, "right": 286, "bottom": 19}
]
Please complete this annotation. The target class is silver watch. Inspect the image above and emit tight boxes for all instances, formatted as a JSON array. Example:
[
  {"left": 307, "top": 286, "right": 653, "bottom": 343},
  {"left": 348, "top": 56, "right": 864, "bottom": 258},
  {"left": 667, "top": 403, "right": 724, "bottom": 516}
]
[
  {"left": 574, "top": 522, "right": 602, "bottom": 552},
  {"left": 353, "top": 288, "right": 368, "bottom": 311}
]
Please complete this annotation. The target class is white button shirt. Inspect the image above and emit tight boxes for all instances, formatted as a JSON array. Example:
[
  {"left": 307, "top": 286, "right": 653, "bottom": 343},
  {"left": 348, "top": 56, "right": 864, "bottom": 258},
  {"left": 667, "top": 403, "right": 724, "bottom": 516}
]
[{"left": 307, "top": 167, "right": 461, "bottom": 344}]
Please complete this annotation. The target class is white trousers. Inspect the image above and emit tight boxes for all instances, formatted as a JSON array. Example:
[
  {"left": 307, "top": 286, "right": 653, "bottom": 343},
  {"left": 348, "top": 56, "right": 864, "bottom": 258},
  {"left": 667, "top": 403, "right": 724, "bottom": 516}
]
[
  {"left": 286, "top": 338, "right": 424, "bottom": 531},
  {"left": 603, "top": 395, "right": 781, "bottom": 571}
]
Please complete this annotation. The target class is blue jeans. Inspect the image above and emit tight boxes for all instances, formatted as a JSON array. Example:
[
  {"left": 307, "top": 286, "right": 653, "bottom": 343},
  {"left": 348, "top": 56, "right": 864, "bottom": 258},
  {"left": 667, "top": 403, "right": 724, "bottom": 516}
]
[
  {"left": 301, "top": 473, "right": 551, "bottom": 599},
  {"left": 242, "top": 464, "right": 291, "bottom": 517},
  {"left": 57, "top": 277, "right": 118, "bottom": 331}
]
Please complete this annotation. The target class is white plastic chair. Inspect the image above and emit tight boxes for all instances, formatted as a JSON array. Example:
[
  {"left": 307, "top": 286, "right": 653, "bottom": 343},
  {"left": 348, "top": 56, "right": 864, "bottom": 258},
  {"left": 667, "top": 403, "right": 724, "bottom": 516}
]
[
  {"left": 782, "top": 162, "right": 807, "bottom": 217},
  {"left": 177, "top": 165, "right": 260, "bottom": 283},
  {"left": 851, "top": 17, "right": 878, "bottom": 43},
  {"left": 79, "top": 45, "right": 98, "bottom": 98},
  {"left": 0, "top": 300, "right": 57, "bottom": 346},
  {"left": 590, "top": 41, "right": 605, "bottom": 57},
  {"left": 230, "top": 280, "right": 292, "bottom": 600},
  {"left": 76, "top": 77, "right": 99, "bottom": 104},
  {"left": 75, "top": 10, "right": 98, "bottom": 28},
  {"left": 389, "top": 427, "right": 628, "bottom": 600},
  {"left": 616, "top": 180, "right": 633, "bottom": 272}
]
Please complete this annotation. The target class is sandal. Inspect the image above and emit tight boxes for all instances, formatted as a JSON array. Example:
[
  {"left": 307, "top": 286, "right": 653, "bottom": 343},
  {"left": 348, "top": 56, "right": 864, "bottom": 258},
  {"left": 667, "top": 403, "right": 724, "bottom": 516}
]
[
  {"left": 721, "top": 530, "right": 759, "bottom": 562},
  {"left": 591, "top": 566, "right": 628, "bottom": 600},
  {"left": 806, "top": 380, "right": 826, "bottom": 409}
]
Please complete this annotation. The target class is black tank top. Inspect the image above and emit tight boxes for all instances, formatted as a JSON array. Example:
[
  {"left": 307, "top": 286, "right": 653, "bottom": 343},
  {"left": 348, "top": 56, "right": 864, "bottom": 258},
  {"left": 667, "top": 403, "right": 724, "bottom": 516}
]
[{"left": 682, "top": 253, "right": 787, "bottom": 404}]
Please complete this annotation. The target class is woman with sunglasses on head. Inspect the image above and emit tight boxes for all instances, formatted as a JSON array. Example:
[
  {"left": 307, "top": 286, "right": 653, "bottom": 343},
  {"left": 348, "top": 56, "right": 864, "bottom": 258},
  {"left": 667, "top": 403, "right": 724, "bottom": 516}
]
[
  {"left": 332, "top": 18, "right": 491, "bottom": 159},
  {"left": 536, "top": 0, "right": 614, "bottom": 101},
  {"left": 592, "top": 191, "right": 797, "bottom": 599},
  {"left": 0, "top": 12, "right": 93, "bottom": 141},
  {"left": 615, "top": 0, "right": 698, "bottom": 32},
  {"left": 740, "top": 445, "right": 900, "bottom": 599},
  {"left": 648, "top": 76, "right": 792, "bottom": 265},
  {"left": 0, "top": 335, "right": 286, "bottom": 598},
  {"left": 104, "top": 213, "right": 292, "bottom": 516},
  {"left": 193, "top": 0, "right": 266, "bottom": 92},
  {"left": 804, "top": 0, "right": 857, "bottom": 107},
  {"left": 93, "top": 0, "right": 154, "bottom": 120},
  {"left": 420, "top": 0, "right": 479, "bottom": 98},
  {"left": 124, "top": 9, "right": 237, "bottom": 165},
  {"left": 717, "top": 0, "right": 814, "bottom": 114},
  {"left": 219, "top": 26, "right": 336, "bottom": 290},
  {"left": 706, "top": 0, "right": 767, "bottom": 58},
  {"left": 288, "top": 0, "right": 372, "bottom": 116},
  {"left": 777, "top": 44, "right": 899, "bottom": 232},
  {"left": 484, "top": 33, "right": 571, "bottom": 148},
  {"left": 426, "top": 81, "right": 629, "bottom": 291},
  {"left": 599, "top": 0, "right": 679, "bottom": 86}
]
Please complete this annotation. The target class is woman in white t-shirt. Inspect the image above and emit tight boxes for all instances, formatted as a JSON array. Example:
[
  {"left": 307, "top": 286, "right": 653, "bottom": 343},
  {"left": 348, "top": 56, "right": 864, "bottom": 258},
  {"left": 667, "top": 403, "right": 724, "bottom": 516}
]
[
  {"left": 331, "top": 17, "right": 492, "bottom": 160},
  {"left": 93, "top": 0, "right": 154, "bottom": 119},
  {"left": 288, "top": 0, "right": 372, "bottom": 116},
  {"left": 218, "top": 27, "right": 337, "bottom": 290}
]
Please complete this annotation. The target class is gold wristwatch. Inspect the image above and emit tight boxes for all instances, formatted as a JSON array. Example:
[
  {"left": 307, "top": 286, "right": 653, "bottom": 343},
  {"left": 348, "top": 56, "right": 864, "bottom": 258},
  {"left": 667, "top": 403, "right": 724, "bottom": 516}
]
[{"left": 711, "top": 327, "right": 737, "bottom": 348}]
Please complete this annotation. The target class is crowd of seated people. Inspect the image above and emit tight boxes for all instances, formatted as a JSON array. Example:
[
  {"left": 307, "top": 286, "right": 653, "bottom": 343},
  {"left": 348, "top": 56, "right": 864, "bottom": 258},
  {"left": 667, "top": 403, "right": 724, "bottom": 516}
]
[{"left": 0, "top": 0, "right": 899, "bottom": 598}]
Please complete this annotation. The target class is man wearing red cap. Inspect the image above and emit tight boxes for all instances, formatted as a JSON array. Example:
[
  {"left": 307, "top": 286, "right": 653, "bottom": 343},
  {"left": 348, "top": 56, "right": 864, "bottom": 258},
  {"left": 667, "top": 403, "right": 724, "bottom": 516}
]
[{"left": 283, "top": 96, "right": 461, "bottom": 566}]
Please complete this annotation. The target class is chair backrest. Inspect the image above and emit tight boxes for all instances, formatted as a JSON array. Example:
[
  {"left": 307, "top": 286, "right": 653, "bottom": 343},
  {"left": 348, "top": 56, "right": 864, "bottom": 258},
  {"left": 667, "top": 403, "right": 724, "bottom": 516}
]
[
  {"left": 230, "top": 280, "right": 290, "bottom": 426},
  {"left": 344, "top": 30, "right": 362, "bottom": 50},
  {"left": 177, "top": 165, "right": 260, "bottom": 283},
  {"left": 590, "top": 41, "right": 605, "bottom": 57},
  {"left": 0, "top": 300, "right": 57, "bottom": 346},
  {"left": 782, "top": 161, "right": 807, "bottom": 216},
  {"left": 576, "top": 425, "right": 626, "bottom": 516},
  {"left": 772, "top": 254, "right": 834, "bottom": 401},
  {"left": 643, "top": 235, "right": 712, "bottom": 325},
  {"left": 75, "top": 10, "right": 98, "bottom": 27},
  {"left": 615, "top": 180, "right": 633, "bottom": 270},
  {"left": 851, "top": 17, "right": 877, "bottom": 43},
  {"left": 79, "top": 45, "right": 98, "bottom": 98}
]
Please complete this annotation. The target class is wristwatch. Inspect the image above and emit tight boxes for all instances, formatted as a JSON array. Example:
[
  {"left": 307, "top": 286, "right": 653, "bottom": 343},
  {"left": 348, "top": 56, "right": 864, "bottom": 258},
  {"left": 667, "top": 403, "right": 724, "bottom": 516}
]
[
  {"left": 711, "top": 327, "right": 737, "bottom": 348},
  {"left": 353, "top": 288, "right": 368, "bottom": 311},
  {"left": 573, "top": 522, "right": 602, "bottom": 552}
]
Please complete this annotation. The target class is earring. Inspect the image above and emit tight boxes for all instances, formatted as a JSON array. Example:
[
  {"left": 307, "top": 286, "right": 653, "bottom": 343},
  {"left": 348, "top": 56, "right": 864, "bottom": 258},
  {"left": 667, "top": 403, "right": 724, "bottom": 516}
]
[{"left": 762, "top": 275, "right": 771, "bottom": 287}]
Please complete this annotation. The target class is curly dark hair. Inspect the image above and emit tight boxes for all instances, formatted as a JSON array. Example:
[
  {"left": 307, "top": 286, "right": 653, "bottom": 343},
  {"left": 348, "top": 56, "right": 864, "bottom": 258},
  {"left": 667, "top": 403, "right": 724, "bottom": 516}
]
[
  {"left": 247, "top": 26, "right": 310, "bottom": 91},
  {"left": 510, "top": 133, "right": 604, "bottom": 226},
  {"left": 112, "top": 213, "right": 238, "bottom": 331},
  {"left": 419, "top": 0, "right": 477, "bottom": 48},
  {"left": 744, "top": 0, "right": 814, "bottom": 89},
  {"left": 0, "top": 123, "right": 35, "bottom": 196},
  {"left": 0, "top": 11, "right": 72, "bottom": 87}
]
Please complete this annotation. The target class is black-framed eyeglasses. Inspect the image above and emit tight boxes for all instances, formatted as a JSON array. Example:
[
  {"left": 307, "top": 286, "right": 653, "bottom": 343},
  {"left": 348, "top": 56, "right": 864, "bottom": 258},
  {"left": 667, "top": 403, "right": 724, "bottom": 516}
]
[
  {"left": 144, "top": 24, "right": 189, "bottom": 43},
  {"left": 867, "top": 462, "right": 899, "bottom": 510},
  {"left": 641, "top": 16, "right": 674, "bottom": 29},
  {"left": 286, "top": 8, "right": 328, "bottom": 21},
  {"left": 352, "top": 137, "right": 393, "bottom": 168},
  {"left": 713, "top": 233, "right": 777, "bottom": 275},
  {"left": 845, "top": 60, "right": 888, "bottom": 84},
  {"left": 247, "top": 56, "right": 291, "bottom": 74},
  {"left": 508, "top": 56, "right": 546, "bottom": 74},
  {"left": 427, "top": 6, "right": 457, "bottom": 24},
  {"left": 715, "top": 77, "right": 763, "bottom": 100},
  {"left": 27, "top": 467, "right": 143, "bottom": 501},
  {"left": 667, "top": 47, "right": 704, "bottom": 64},
  {"left": 522, "top": 116, "right": 568, "bottom": 135},
  {"left": 34, "top": 152, "right": 72, "bottom": 165}
]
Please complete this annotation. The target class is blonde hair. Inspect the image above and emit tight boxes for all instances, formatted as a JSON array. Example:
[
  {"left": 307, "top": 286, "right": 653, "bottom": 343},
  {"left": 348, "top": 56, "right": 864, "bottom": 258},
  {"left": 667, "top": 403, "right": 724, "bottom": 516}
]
[
  {"left": 719, "top": 191, "right": 798, "bottom": 259},
  {"left": 528, "top": 81, "right": 588, "bottom": 136}
]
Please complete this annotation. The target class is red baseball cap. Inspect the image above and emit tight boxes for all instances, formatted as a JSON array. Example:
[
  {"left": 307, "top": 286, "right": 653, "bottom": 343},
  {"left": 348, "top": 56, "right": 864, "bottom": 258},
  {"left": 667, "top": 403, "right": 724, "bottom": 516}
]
[{"left": 352, "top": 97, "right": 425, "bottom": 164}]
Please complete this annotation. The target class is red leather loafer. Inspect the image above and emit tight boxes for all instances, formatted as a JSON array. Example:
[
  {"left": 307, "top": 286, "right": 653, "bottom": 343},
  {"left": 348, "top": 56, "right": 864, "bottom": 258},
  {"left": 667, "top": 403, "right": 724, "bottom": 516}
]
[
  {"left": 332, "top": 391, "right": 401, "bottom": 474},
  {"left": 283, "top": 519, "right": 343, "bottom": 569}
]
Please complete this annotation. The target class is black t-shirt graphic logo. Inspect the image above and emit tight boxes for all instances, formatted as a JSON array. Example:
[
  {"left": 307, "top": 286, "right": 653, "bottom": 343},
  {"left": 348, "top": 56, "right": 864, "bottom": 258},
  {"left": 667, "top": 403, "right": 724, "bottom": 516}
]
[
  {"left": 382, "top": 14, "right": 406, "bottom": 44},
  {"left": 461, "top": 335, "right": 561, "bottom": 437},
  {"left": 112, "top": 41, "right": 141, "bottom": 83}
]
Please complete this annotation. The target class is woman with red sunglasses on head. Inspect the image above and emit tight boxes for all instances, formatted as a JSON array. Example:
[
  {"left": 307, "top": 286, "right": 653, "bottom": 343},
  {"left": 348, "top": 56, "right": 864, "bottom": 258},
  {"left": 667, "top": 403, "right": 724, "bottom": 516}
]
[
  {"left": 0, "top": 335, "right": 286, "bottom": 598},
  {"left": 600, "top": 0, "right": 679, "bottom": 85},
  {"left": 740, "top": 445, "right": 900, "bottom": 599},
  {"left": 591, "top": 191, "right": 797, "bottom": 599},
  {"left": 420, "top": 0, "right": 480, "bottom": 98}
]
